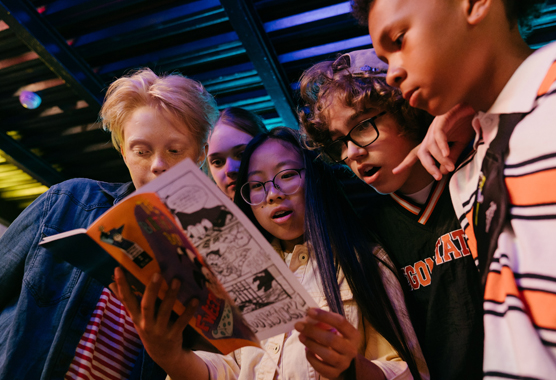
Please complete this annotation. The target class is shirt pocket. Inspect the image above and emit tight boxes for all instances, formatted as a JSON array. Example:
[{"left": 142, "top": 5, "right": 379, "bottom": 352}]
[{"left": 24, "top": 225, "right": 82, "bottom": 307}]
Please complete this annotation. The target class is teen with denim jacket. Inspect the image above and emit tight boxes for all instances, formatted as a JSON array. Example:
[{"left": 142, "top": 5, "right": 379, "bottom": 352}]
[{"left": 0, "top": 68, "right": 218, "bottom": 379}]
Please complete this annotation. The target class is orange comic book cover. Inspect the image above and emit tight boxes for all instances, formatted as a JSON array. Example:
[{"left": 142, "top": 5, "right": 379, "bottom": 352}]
[{"left": 42, "top": 192, "right": 260, "bottom": 355}]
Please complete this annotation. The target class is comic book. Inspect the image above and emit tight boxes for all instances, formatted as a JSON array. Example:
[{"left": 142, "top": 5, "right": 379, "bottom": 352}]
[{"left": 40, "top": 159, "right": 318, "bottom": 356}]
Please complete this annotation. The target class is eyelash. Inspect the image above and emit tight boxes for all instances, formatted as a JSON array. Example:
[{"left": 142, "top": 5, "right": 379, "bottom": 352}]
[
  {"left": 210, "top": 159, "right": 224, "bottom": 167},
  {"left": 132, "top": 148, "right": 184, "bottom": 156},
  {"left": 134, "top": 149, "right": 149, "bottom": 156},
  {"left": 394, "top": 33, "right": 404, "bottom": 48}
]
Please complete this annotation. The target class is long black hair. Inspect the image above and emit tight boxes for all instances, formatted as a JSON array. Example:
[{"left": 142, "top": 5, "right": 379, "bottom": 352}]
[{"left": 233, "top": 127, "right": 421, "bottom": 379}]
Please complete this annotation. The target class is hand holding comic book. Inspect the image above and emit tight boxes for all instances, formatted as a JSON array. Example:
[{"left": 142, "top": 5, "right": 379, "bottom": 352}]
[
  {"left": 40, "top": 159, "right": 318, "bottom": 355},
  {"left": 110, "top": 268, "right": 210, "bottom": 380}
]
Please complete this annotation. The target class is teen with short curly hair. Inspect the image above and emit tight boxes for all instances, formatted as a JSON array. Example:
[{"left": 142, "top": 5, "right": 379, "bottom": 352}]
[{"left": 299, "top": 49, "right": 484, "bottom": 380}]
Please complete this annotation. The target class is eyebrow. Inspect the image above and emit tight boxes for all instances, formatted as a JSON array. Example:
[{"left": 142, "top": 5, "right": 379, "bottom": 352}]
[
  {"left": 207, "top": 143, "right": 247, "bottom": 158},
  {"left": 377, "top": 31, "right": 392, "bottom": 58},
  {"left": 349, "top": 110, "right": 367, "bottom": 121},
  {"left": 126, "top": 137, "right": 151, "bottom": 147},
  {"left": 374, "top": 17, "right": 401, "bottom": 59},
  {"left": 329, "top": 108, "right": 376, "bottom": 140},
  {"left": 247, "top": 160, "right": 300, "bottom": 177}
]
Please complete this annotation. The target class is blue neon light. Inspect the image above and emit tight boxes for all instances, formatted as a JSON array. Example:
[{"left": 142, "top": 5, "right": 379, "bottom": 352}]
[
  {"left": 264, "top": 2, "right": 351, "bottom": 32},
  {"left": 278, "top": 35, "right": 372, "bottom": 63}
]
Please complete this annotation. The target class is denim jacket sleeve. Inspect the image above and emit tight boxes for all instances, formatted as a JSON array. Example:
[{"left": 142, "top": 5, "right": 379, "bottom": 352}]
[
  {"left": 0, "top": 188, "right": 48, "bottom": 311},
  {"left": 0, "top": 179, "right": 165, "bottom": 380}
]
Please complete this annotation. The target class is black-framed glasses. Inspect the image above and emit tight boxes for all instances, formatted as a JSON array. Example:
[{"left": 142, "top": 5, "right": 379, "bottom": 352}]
[
  {"left": 240, "top": 168, "right": 305, "bottom": 205},
  {"left": 324, "top": 111, "right": 386, "bottom": 162}
]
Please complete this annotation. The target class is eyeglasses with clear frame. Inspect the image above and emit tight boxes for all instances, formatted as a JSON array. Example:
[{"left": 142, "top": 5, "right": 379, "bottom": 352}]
[
  {"left": 324, "top": 111, "right": 386, "bottom": 163},
  {"left": 240, "top": 168, "right": 305, "bottom": 205}
]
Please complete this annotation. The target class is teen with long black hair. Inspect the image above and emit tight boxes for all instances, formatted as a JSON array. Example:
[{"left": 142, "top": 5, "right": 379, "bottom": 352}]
[
  {"left": 232, "top": 127, "right": 427, "bottom": 380},
  {"left": 112, "top": 127, "right": 428, "bottom": 380}
]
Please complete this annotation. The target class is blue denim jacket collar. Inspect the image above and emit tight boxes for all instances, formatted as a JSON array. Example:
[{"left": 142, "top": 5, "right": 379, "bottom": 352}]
[{"left": 98, "top": 181, "right": 135, "bottom": 204}]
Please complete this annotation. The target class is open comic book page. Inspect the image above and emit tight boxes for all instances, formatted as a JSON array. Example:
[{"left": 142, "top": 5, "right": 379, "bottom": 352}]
[{"left": 136, "top": 159, "right": 318, "bottom": 340}]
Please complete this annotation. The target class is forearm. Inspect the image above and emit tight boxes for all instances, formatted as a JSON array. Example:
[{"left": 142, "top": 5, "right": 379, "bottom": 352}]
[
  {"left": 355, "top": 355, "right": 387, "bottom": 380},
  {"left": 163, "top": 350, "right": 210, "bottom": 380}
]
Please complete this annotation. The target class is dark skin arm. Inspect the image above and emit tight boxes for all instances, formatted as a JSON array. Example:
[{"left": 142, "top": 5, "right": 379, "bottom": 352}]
[
  {"left": 110, "top": 267, "right": 209, "bottom": 380},
  {"left": 393, "top": 103, "right": 476, "bottom": 180}
]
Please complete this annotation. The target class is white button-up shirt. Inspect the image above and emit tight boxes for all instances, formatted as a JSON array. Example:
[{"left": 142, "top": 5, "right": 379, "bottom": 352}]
[{"left": 186, "top": 241, "right": 427, "bottom": 380}]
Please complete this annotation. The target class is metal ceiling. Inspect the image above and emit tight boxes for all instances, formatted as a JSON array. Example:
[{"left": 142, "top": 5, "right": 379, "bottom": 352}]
[{"left": 0, "top": 0, "right": 555, "bottom": 224}]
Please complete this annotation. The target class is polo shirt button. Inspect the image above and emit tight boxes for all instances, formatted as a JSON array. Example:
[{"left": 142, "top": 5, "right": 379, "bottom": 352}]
[
  {"left": 483, "top": 115, "right": 494, "bottom": 127},
  {"left": 274, "top": 345, "right": 280, "bottom": 352}
]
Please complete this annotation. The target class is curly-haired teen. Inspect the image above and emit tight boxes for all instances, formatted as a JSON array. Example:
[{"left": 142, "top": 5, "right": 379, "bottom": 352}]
[{"left": 299, "top": 49, "right": 484, "bottom": 380}]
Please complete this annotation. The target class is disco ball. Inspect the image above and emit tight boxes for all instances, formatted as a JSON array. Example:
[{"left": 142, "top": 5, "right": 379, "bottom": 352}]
[{"left": 19, "top": 91, "right": 42, "bottom": 109}]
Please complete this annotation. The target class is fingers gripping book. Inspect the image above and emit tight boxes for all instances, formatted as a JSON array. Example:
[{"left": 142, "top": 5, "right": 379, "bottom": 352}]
[{"left": 40, "top": 159, "right": 318, "bottom": 355}]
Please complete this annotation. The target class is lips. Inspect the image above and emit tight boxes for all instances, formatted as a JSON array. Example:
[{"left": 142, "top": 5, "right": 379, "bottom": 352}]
[
  {"left": 364, "top": 167, "right": 380, "bottom": 177},
  {"left": 271, "top": 207, "right": 292, "bottom": 219},
  {"left": 357, "top": 165, "right": 381, "bottom": 186},
  {"left": 403, "top": 88, "right": 418, "bottom": 107},
  {"left": 358, "top": 165, "right": 380, "bottom": 178}
]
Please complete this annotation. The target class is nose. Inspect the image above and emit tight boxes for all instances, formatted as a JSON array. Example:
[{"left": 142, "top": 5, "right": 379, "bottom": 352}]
[
  {"left": 150, "top": 153, "right": 170, "bottom": 175},
  {"left": 265, "top": 182, "right": 284, "bottom": 204},
  {"left": 386, "top": 63, "right": 407, "bottom": 88},
  {"left": 225, "top": 158, "right": 241, "bottom": 180},
  {"left": 345, "top": 140, "right": 367, "bottom": 162}
]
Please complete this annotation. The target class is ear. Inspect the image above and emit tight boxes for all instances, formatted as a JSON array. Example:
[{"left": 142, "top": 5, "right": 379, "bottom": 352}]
[
  {"left": 197, "top": 143, "right": 208, "bottom": 168},
  {"left": 465, "top": 0, "right": 491, "bottom": 25}
]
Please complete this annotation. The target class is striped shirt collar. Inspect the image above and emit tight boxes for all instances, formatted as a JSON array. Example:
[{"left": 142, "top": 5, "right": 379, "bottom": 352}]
[{"left": 389, "top": 176, "right": 449, "bottom": 225}]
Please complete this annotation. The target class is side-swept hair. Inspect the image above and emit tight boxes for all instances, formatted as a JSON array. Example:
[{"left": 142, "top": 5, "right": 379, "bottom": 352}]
[
  {"left": 216, "top": 107, "right": 268, "bottom": 137},
  {"left": 234, "top": 127, "right": 422, "bottom": 379},
  {"left": 100, "top": 68, "right": 218, "bottom": 154},
  {"left": 298, "top": 59, "right": 433, "bottom": 151}
]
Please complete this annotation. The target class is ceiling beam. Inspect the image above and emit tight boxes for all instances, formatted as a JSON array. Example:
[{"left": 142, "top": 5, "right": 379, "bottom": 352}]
[
  {"left": 0, "top": 132, "right": 65, "bottom": 186},
  {"left": 0, "top": 0, "right": 107, "bottom": 186},
  {"left": 0, "top": 0, "right": 104, "bottom": 111},
  {"left": 219, "top": 0, "right": 299, "bottom": 129}
]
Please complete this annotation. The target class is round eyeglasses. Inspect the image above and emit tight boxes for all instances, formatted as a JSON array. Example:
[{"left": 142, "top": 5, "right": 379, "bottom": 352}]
[
  {"left": 240, "top": 168, "right": 305, "bottom": 205},
  {"left": 323, "top": 111, "right": 386, "bottom": 162}
]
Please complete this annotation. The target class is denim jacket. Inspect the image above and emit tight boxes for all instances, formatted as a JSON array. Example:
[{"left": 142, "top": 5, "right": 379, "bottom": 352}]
[{"left": 0, "top": 178, "right": 166, "bottom": 380}]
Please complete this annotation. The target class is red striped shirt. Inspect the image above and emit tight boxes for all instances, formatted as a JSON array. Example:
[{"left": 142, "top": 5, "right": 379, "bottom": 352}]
[{"left": 65, "top": 288, "right": 142, "bottom": 380}]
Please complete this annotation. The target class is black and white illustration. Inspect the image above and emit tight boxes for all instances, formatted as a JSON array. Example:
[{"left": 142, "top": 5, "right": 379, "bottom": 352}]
[{"left": 137, "top": 159, "right": 317, "bottom": 339}]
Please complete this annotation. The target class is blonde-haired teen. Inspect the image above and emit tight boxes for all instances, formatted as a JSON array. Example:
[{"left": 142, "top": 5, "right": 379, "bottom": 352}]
[{"left": 0, "top": 68, "right": 217, "bottom": 379}]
